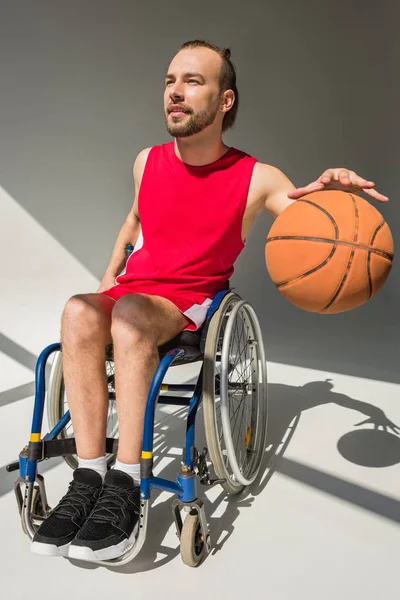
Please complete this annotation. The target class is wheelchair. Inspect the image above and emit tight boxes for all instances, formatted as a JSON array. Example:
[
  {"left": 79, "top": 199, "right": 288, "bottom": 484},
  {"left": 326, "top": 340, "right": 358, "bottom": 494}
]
[{"left": 7, "top": 245, "right": 268, "bottom": 567}]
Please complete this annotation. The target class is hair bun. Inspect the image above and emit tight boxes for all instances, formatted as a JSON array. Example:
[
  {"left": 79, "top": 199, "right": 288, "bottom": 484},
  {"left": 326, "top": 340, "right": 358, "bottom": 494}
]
[{"left": 223, "top": 48, "right": 231, "bottom": 59}]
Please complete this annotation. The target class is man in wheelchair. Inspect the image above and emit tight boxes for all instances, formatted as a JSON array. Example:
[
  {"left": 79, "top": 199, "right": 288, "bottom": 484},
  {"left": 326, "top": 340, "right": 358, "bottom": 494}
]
[
  {"left": 31, "top": 39, "right": 366, "bottom": 562},
  {"left": 32, "top": 40, "right": 267, "bottom": 561}
]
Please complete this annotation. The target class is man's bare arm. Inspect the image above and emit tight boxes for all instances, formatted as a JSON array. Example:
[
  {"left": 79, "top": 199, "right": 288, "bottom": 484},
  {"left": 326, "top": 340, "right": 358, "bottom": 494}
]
[
  {"left": 259, "top": 163, "right": 297, "bottom": 218},
  {"left": 97, "top": 148, "right": 151, "bottom": 291},
  {"left": 262, "top": 163, "right": 389, "bottom": 219}
]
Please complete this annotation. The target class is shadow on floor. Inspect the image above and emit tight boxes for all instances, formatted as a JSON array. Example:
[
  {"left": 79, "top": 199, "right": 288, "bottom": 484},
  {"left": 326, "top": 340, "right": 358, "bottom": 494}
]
[
  {"left": 68, "top": 379, "right": 400, "bottom": 574},
  {"left": 0, "top": 332, "right": 52, "bottom": 408}
]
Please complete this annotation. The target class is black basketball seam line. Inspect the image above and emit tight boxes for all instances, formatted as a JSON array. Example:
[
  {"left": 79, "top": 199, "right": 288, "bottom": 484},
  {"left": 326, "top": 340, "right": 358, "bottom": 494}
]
[
  {"left": 276, "top": 245, "right": 337, "bottom": 288},
  {"left": 351, "top": 194, "right": 359, "bottom": 244},
  {"left": 297, "top": 198, "right": 339, "bottom": 238},
  {"left": 323, "top": 247, "right": 356, "bottom": 311},
  {"left": 358, "top": 195, "right": 374, "bottom": 301},
  {"left": 367, "top": 219, "right": 385, "bottom": 299},
  {"left": 322, "top": 194, "right": 359, "bottom": 311},
  {"left": 275, "top": 192, "right": 345, "bottom": 289},
  {"left": 370, "top": 219, "right": 385, "bottom": 245},
  {"left": 266, "top": 236, "right": 393, "bottom": 261},
  {"left": 367, "top": 251, "right": 373, "bottom": 299}
]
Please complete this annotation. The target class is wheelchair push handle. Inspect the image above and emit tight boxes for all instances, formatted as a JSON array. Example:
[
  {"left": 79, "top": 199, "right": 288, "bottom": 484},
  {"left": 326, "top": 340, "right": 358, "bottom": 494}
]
[{"left": 125, "top": 244, "right": 134, "bottom": 262}]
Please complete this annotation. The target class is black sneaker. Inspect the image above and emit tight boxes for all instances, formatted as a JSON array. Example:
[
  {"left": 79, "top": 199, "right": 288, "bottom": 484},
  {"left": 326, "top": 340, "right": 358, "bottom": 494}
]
[
  {"left": 31, "top": 468, "right": 102, "bottom": 557},
  {"left": 68, "top": 469, "right": 140, "bottom": 562}
]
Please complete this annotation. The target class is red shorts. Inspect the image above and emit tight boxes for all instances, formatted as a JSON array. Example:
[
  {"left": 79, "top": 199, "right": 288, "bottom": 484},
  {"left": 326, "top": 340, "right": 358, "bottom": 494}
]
[{"left": 101, "top": 283, "right": 212, "bottom": 332}]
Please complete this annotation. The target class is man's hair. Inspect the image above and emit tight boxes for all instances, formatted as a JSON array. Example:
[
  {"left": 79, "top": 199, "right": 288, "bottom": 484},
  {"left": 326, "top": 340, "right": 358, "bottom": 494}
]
[{"left": 179, "top": 40, "right": 239, "bottom": 132}]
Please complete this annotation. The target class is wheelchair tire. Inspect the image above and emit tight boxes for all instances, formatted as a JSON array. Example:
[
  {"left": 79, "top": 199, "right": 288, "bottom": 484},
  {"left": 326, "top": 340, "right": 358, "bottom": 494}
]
[
  {"left": 47, "top": 351, "right": 118, "bottom": 470},
  {"left": 202, "top": 292, "right": 268, "bottom": 494},
  {"left": 180, "top": 510, "right": 206, "bottom": 567}
]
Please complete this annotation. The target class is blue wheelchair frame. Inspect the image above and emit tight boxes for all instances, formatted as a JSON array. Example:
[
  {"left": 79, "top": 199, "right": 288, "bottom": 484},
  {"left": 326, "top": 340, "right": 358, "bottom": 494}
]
[{"left": 13, "top": 288, "right": 230, "bottom": 511}]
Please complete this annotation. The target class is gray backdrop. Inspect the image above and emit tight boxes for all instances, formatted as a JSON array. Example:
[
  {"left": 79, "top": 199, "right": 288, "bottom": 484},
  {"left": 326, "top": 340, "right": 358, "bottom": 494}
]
[{"left": 1, "top": 0, "right": 398, "bottom": 380}]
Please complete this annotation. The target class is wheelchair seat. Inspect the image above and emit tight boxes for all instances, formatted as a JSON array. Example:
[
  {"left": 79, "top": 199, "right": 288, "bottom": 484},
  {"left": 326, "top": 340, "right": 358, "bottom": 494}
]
[
  {"left": 105, "top": 329, "right": 204, "bottom": 367},
  {"left": 158, "top": 329, "right": 203, "bottom": 364}
]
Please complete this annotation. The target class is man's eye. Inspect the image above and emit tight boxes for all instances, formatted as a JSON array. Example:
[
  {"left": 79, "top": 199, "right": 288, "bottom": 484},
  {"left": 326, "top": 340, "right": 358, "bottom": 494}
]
[{"left": 188, "top": 79, "right": 199, "bottom": 84}]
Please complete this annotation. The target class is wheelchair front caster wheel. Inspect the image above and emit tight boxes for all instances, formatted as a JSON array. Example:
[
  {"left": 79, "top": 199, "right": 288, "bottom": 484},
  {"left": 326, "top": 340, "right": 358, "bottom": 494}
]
[{"left": 180, "top": 510, "right": 207, "bottom": 567}]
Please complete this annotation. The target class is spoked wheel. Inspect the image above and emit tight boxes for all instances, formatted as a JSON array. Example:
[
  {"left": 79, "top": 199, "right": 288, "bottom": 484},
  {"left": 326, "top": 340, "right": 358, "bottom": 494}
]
[
  {"left": 47, "top": 348, "right": 119, "bottom": 470},
  {"left": 203, "top": 292, "right": 268, "bottom": 494},
  {"left": 180, "top": 510, "right": 206, "bottom": 567}
]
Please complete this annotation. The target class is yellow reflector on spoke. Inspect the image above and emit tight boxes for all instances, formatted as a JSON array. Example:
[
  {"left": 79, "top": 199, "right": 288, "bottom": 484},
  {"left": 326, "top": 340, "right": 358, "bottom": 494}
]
[{"left": 244, "top": 427, "right": 251, "bottom": 447}]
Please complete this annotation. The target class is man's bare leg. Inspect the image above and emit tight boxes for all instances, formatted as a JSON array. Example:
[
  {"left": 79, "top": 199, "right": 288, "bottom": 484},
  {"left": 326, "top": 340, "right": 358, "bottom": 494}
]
[
  {"left": 110, "top": 293, "right": 190, "bottom": 465},
  {"left": 60, "top": 293, "right": 115, "bottom": 459},
  {"left": 64, "top": 294, "right": 190, "bottom": 562},
  {"left": 31, "top": 292, "right": 117, "bottom": 557}
]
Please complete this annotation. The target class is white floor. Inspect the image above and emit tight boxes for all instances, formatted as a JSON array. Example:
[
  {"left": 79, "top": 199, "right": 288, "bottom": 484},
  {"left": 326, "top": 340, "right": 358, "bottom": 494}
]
[
  {"left": 1, "top": 359, "right": 400, "bottom": 600},
  {"left": 2, "top": 189, "right": 400, "bottom": 598}
]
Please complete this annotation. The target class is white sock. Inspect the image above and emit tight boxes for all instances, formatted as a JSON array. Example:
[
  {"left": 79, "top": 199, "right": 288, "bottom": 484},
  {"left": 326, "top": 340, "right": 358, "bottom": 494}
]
[
  {"left": 114, "top": 459, "right": 141, "bottom": 485},
  {"left": 77, "top": 455, "right": 107, "bottom": 481}
]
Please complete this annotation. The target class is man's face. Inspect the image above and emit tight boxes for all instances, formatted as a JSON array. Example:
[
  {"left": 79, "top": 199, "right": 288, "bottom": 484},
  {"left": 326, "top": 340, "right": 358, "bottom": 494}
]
[{"left": 164, "top": 48, "right": 223, "bottom": 138}]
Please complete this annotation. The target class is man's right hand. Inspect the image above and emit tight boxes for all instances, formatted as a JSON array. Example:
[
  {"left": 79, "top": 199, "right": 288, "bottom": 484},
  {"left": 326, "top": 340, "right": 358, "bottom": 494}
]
[{"left": 96, "top": 273, "right": 117, "bottom": 294}]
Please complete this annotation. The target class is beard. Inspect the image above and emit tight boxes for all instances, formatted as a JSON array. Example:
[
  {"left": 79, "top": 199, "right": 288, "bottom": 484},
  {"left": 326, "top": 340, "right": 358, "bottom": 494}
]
[{"left": 165, "top": 101, "right": 220, "bottom": 138}]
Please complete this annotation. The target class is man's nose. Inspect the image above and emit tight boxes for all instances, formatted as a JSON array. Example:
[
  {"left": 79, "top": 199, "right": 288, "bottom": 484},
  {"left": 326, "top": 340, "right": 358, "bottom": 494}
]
[{"left": 169, "top": 81, "right": 184, "bottom": 100}]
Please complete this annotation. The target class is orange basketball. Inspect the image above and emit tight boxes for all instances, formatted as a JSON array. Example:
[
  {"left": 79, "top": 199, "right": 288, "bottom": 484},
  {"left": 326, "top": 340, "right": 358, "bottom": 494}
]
[{"left": 265, "top": 190, "right": 394, "bottom": 313}]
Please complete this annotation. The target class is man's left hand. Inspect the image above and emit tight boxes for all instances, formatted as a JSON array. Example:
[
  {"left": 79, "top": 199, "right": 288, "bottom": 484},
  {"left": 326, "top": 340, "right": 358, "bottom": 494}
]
[{"left": 287, "top": 168, "right": 389, "bottom": 202}]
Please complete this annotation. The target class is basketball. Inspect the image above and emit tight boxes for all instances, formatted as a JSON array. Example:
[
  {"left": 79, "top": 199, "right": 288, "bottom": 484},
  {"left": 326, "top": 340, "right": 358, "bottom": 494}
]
[{"left": 265, "top": 190, "right": 394, "bottom": 313}]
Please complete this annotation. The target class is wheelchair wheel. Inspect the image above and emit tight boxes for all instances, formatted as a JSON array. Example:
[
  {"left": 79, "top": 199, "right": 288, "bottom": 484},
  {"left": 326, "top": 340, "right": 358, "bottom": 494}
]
[
  {"left": 47, "top": 350, "right": 118, "bottom": 470},
  {"left": 180, "top": 510, "right": 206, "bottom": 567},
  {"left": 202, "top": 292, "right": 267, "bottom": 494}
]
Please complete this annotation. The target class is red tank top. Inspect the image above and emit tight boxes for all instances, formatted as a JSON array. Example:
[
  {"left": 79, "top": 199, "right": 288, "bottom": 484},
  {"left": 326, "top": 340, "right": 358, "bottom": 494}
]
[{"left": 115, "top": 141, "right": 258, "bottom": 302}]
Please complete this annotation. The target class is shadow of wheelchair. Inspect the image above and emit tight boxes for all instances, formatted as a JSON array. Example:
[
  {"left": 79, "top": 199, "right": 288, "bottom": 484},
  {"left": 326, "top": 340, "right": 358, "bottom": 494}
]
[
  {"left": 202, "top": 378, "right": 400, "bottom": 556},
  {"left": 72, "top": 377, "right": 400, "bottom": 572}
]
